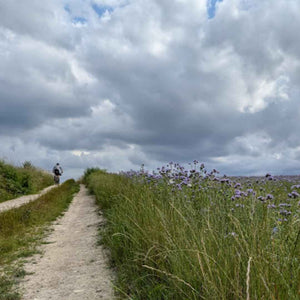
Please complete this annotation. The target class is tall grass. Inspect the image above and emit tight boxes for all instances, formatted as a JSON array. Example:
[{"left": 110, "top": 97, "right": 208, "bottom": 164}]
[
  {"left": 0, "top": 179, "right": 80, "bottom": 299},
  {"left": 85, "top": 170, "right": 300, "bottom": 299},
  {"left": 0, "top": 160, "right": 53, "bottom": 203}
]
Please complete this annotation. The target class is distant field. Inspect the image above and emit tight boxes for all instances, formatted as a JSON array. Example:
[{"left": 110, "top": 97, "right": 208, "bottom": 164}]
[
  {"left": 0, "top": 161, "right": 53, "bottom": 203},
  {"left": 85, "top": 163, "right": 300, "bottom": 300}
]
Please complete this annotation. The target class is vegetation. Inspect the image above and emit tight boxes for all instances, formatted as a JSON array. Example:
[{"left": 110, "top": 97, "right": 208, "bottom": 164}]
[
  {"left": 0, "top": 160, "right": 53, "bottom": 203},
  {"left": 0, "top": 179, "right": 79, "bottom": 299},
  {"left": 85, "top": 163, "right": 300, "bottom": 300}
]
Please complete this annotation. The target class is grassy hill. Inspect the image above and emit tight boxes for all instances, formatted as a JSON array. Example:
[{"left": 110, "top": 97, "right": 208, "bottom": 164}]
[
  {"left": 84, "top": 166, "right": 300, "bottom": 300},
  {"left": 0, "top": 161, "right": 53, "bottom": 203}
]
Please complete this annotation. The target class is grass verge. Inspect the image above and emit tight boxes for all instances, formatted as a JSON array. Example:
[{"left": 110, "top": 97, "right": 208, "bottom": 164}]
[
  {"left": 0, "top": 160, "right": 53, "bottom": 203},
  {"left": 0, "top": 179, "right": 79, "bottom": 299},
  {"left": 85, "top": 169, "right": 300, "bottom": 300}
]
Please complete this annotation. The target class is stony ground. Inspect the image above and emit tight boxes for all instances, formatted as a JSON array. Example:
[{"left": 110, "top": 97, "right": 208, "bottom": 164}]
[{"left": 18, "top": 184, "right": 114, "bottom": 300}]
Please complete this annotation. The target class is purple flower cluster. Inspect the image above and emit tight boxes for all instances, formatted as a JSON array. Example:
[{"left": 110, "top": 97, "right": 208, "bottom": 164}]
[
  {"left": 289, "top": 191, "right": 299, "bottom": 198},
  {"left": 121, "top": 162, "right": 300, "bottom": 228},
  {"left": 122, "top": 161, "right": 223, "bottom": 193}
]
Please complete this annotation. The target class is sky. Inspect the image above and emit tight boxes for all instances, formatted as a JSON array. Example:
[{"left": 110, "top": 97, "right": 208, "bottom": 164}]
[{"left": 1, "top": 0, "right": 300, "bottom": 180}]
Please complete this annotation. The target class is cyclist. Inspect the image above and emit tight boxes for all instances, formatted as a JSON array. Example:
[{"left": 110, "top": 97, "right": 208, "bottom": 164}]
[{"left": 52, "top": 163, "right": 63, "bottom": 184}]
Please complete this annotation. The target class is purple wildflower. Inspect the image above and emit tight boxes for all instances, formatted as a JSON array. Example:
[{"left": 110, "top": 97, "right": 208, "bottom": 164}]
[
  {"left": 279, "top": 203, "right": 291, "bottom": 207},
  {"left": 272, "top": 227, "right": 279, "bottom": 234},
  {"left": 291, "top": 191, "right": 300, "bottom": 198},
  {"left": 279, "top": 210, "right": 292, "bottom": 216},
  {"left": 235, "top": 189, "right": 241, "bottom": 195}
]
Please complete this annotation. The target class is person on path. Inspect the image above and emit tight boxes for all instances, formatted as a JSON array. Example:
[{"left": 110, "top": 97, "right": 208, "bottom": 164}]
[{"left": 52, "top": 163, "right": 63, "bottom": 184}]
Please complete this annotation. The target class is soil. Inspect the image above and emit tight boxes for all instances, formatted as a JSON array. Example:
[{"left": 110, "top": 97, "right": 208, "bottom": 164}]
[{"left": 18, "top": 184, "right": 114, "bottom": 300}]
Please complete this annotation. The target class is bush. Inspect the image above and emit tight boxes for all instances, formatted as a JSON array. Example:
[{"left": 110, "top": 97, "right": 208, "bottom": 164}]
[{"left": 0, "top": 161, "right": 53, "bottom": 203}]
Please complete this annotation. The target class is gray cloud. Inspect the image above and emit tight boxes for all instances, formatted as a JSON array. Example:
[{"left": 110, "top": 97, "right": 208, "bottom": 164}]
[{"left": 1, "top": 0, "right": 300, "bottom": 178}]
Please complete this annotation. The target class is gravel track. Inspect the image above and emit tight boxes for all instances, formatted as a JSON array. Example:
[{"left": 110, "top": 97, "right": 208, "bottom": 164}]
[
  {"left": 19, "top": 184, "right": 114, "bottom": 300},
  {"left": 0, "top": 185, "right": 57, "bottom": 213}
]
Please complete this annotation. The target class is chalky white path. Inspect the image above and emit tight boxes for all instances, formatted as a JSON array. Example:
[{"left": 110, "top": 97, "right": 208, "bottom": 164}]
[
  {"left": 0, "top": 185, "right": 56, "bottom": 213},
  {"left": 19, "top": 184, "right": 114, "bottom": 300}
]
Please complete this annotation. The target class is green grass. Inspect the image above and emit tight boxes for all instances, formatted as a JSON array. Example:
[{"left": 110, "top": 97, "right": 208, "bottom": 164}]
[
  {"left": 85, "top": 170, "right": 300, "bottom": 300},
  {"left": 0, "top": 160, "right": 53, "bottom": 203},
  {"left": 0, "top": 179, "right": 79, "bottom": 299}
]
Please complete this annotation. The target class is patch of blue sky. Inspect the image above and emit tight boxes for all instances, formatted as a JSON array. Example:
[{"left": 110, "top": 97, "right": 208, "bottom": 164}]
[
  {"left": 92, "top": 4, "right": 114, "bottom": 17},
  {"left": 73, "top": 16, "right": 87, "bottom": 25},
  {"left": 207, "top": 0, "right": 223, "bottom": 19},
  {"left": 64, "top": 4, "right": 71, "bottom": 13}
]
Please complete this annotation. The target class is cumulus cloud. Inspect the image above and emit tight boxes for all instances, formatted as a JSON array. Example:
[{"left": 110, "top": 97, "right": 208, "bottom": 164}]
[{"left": 1, "top": 0, "right": 300, "bottom": 178}]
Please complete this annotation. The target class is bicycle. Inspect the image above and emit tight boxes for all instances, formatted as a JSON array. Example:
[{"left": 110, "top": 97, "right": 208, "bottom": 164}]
[{"left": 54, "top": 174, "right": 60, "bottom": 184}]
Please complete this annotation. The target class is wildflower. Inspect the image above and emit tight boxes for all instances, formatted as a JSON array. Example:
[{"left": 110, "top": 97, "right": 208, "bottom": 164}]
[
  {"left": 279, "top": 203, "right": 291, "bottom": 207},
  {"left": 235, "top": 189, "right": 241, "bottom": 195},
  {"left": 267, "top": 204, "right": 277, "bottom": 209},
  {"left": 279, "top": 210, "right": 292, "bottom": 216},
  {"left": 277, "top": 218, "right": 288, "bottom": 223},
  {"left": 220, "top": 178, "right": 230, "bottom": 183},
  {"left": 291, "top": 191, "right": 300, "bottom": 198},
  {"left": 291, "top": 184, "right": 300, "bottom": 189},
  {"left": 225, "top": 232, "right": 238, "bottom": 238},
  {"left": 266, "top": 194, "right": 274, "bottom": 200}
]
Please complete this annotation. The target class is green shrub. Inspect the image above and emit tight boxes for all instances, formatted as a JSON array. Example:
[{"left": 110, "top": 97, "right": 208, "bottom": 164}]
[{"left": 0, "top": 161, "right": 53, "bottom": 203}]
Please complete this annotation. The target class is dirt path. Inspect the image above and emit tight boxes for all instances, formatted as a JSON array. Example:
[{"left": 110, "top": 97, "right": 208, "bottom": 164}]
[
  {"left": 19, "top": 184, "right": 114, "bottom": 300},
  {"left": 0, "top": 185, "right": 57, "bottom": 213}
]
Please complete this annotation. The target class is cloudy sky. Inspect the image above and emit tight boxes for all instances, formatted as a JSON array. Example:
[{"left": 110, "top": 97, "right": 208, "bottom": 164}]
[{"left": 1, "top": 0, "right": 300, "bottom": 179}]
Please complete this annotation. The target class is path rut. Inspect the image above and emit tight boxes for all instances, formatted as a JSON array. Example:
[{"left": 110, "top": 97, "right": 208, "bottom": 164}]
[{"left": 19, "top": 184, "right": 114, "bottom": 300}]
